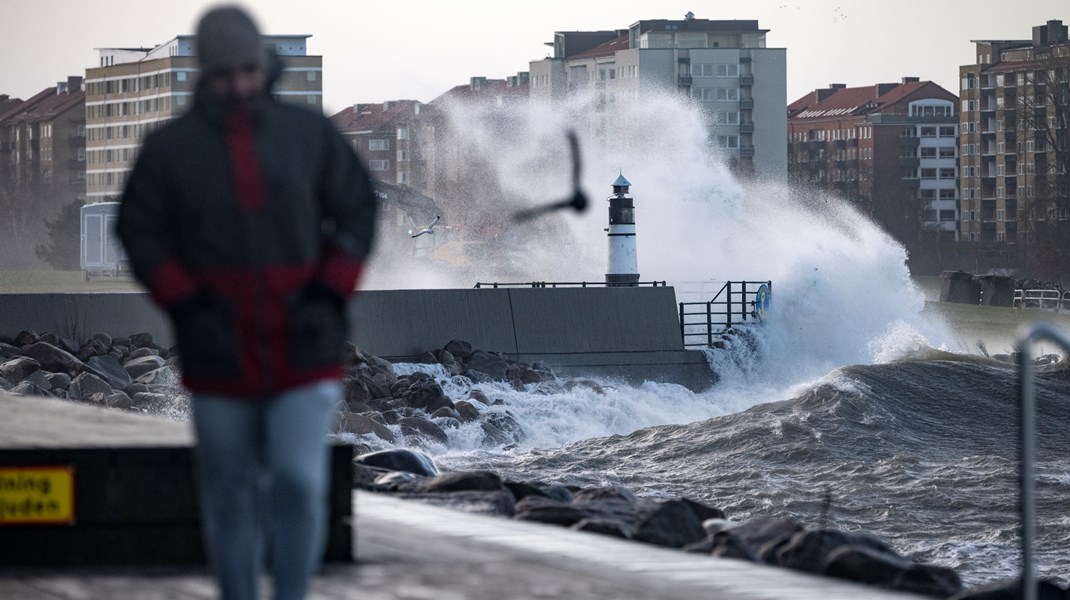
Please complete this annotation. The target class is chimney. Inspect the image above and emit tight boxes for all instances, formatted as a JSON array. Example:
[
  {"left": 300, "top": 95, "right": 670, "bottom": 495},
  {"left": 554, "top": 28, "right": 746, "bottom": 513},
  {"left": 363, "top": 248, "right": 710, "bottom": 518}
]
[
  {"left": 901, "top": 76, "right": 919, "bottom": 84},
  {"left": 470, "top": 76, "right": 487, "bottom": 91},
  {"left": 1048, "top": 19, "right": 1068, "bottom": 44},
  {"left": 414, "top": 103, "right": 421, "bottom": 116},
  {"left": 815, "top": 83, "right": 846, "bottom": 102},
  {"left": 67, "top": 76, "right": 83, "bottom": 93},
  {"left": 875, "top": 82, "right": 897, "bottom": 97},
  {"left": 57, "top": 82, "right": 68, "bottom": 94},
  {"left": 383, "top": 100, "right": 391, "bottom": 111},
  {"left": 517, "top": 71, "right": 530, "bottom": 85}
]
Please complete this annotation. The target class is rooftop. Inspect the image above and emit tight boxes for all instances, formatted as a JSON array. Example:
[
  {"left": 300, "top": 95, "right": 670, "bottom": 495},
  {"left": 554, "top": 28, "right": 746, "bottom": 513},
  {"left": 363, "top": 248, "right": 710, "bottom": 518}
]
[{"left": 788, "top": 80, "right": 949, "bottom": 120}]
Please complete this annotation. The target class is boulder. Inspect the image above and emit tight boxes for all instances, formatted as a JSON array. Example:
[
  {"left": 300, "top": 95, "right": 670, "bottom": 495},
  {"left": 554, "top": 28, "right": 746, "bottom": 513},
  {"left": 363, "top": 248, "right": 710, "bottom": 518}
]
[
  {"left": 0, "top": 356, "right": 41, "bottom": 383},
  {"left": 68, "top": 372, "right": 114, "bottom": 400},
  {"left": 59, "top": 338, "right": 81, "bottom": 355},
  {"left": 679, "top": 497, "right": 726, "bottom": 523},
  {"left": 103, "top": 391, "right": 134, "bottom": 410},
  {"left": 127, "top": 347, "right": 160, "bottom": 360},
  {"left": 465, "top": 350, "right": 510, "bottom": 380},
  {"left": 45, "top": 372, "right": 72, "bottom": 391},
  {"left": 0, "top": 342, "right": 20, "bottom": 359},
  {"left": 722, "top": 516, "right": 803, "bottom": 560},
  {"left": 416, "top": 471, "right": 503, "bottom": 494},
  {"left": 515, "top": 497, "right": 588, "bottom": 527},
  {"left": 372, "top": 471, "right": 424, "bottom": 492},
  {"left": 708, "top": 530, "right": 761, "bottom": 561},
  {"left": 86, "top": 355, "right": 133, "bottom": 390},
  {"left": 354, "top": 448, "right": 438, "bottom": 477},
  {"left": 430, "top": 406, "right": 460, "bottom": 420},
  {"left": 775, "top": 529, "right": 898, "bottom": 574},
  {"left": 571, "top": 518, "right": 630, "bottom": 538},
  {"left": 76, "top": 338, "right": 110, "bottom": 362},
  {"left": 129, "top": 392, "right": 170, "bottom": 412},
  {"left": 9, "top": 380, "right": 52, "bottom": 397},
  {"left": 21, "top": 342, "right": 85, "bottom": 375},
  {"left": 824, "top": 545, "right": 962, "bottom": 597},
  {"left": 89, "top": 332, "right": 113, "bottom": 348},
  {"left": 338, "top": 412, "right": 396, "bottom": 443},
  {"left": 453, "top": 400, "right": 481, "bottom": 422},
  {"left": 480, "top": 411, "right": 524, "bottom": 446},
  {"left": 630, "top": 499, "right": 707, "bottom": 548},
  {"left": 128, "top": 332, "right": 155, "bottom": 348},
  {"left": 13, "top": 330, "right": 39, "bottom": 347},
  {"left": 21, "top": 370, "right": 52, "bottom": 392},
  {"left": 344, "top": 378, "right": 372, "bottom": 405},
  {"left": 124, "top": 355, "right": 166, "bottom": 379},
  {"left": 399, "top": 379, "right": 445, "bottom": 410},
  {"left": 0, "top": 376, "right": 11, "bottom": 391},
  {"left": 123, "top": 383, "right": 150, "bottom": 397},
  {"left": 398, "top": 416, "right": 449, "bottom": 445},
  {"left": 443, "top": 339, "right": 473, "bottom": 359}
]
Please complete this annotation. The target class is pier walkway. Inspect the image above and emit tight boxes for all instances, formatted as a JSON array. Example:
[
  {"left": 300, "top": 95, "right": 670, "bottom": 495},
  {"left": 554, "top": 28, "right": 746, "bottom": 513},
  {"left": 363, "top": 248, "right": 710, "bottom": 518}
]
[{"left": 0, "top": 393, "right": 921, "bottom": 599}]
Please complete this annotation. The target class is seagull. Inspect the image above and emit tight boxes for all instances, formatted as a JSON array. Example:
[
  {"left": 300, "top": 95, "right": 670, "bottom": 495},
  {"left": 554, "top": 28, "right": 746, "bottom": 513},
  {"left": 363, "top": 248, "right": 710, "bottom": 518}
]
[{"left": 410, "top": 215, "right": 440, "bottom": 238}]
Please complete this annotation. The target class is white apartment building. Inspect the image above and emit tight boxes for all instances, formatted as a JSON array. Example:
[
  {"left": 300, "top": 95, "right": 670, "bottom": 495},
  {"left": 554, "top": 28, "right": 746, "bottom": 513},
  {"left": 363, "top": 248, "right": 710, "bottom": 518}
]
[
  {"left": 530, "top": 16, "right": 787, "bottom": 180},
  {"left": 84, "top": 35, "right": 321, "bottom": 202}
]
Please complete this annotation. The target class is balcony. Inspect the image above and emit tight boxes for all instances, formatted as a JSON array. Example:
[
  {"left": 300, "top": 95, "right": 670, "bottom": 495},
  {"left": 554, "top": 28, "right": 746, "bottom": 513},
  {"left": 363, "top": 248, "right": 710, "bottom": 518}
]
[
  {"left": 739, "top": 99, "right": 754, "bottom": 109},
  {"left": 739, "top": 75, "right": 754, "bottom": 86},
  {"left": 834, "top": 139, "right": 846, "bottom": 149},
  {"left": 740, "top": 122, "right": 754, "bottom": 133},
  {"left": 899, "top": 157, "right": 920, "bottom": 168},
  {"left": 846, "top": 138, "right": 858, "bottom": 147},
  {"left": 68, "top": 134, "right": 85, "bottom": 146},
  {"left": 898, "top": 136, "right": 920, "bottom": 148},
  {"left": 677, "top": 76, "right": 693, "bottom": 86},
  {"left": 740, "top": 145, "right": 755, "bottom": 158}
]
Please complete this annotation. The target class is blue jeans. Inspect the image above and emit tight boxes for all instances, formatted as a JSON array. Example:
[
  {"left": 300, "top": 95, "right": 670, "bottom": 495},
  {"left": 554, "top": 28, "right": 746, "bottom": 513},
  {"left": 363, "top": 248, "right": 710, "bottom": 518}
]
[{"left": 191, "top": 380, "right": 341, "bottom": 600}]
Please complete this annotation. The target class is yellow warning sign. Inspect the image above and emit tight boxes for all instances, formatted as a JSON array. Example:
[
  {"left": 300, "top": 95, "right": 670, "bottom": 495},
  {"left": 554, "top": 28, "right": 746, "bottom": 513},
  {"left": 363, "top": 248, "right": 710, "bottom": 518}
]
[{"left": 0, "top": 466, "right": 75, "bottom": 525}]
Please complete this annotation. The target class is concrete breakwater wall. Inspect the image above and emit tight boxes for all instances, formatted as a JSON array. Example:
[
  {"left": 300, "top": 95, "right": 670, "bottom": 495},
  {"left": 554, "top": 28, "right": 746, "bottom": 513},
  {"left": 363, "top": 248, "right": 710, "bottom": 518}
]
[{"left": 0, "top": 287, "right": 714, "bottom": 390}]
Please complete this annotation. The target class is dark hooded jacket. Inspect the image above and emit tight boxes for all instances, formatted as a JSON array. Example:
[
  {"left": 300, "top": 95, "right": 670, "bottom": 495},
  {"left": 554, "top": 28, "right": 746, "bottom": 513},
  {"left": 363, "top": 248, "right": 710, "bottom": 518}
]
[{"left": 117, "top": 59, "right": 377, "bottom": 397}]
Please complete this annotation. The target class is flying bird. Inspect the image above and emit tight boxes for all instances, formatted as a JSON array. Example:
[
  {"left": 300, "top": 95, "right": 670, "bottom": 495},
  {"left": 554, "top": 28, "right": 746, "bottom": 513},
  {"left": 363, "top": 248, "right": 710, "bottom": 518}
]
[{"left": 410, "top": 215, "right": 440, "bottom": 238}]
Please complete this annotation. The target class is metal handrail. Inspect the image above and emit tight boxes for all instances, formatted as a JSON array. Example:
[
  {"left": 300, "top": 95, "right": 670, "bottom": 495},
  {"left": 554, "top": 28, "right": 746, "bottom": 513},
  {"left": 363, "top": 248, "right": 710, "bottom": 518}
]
[
  {"left": 1016, "top": 322, "right": 1070, "bottom": 600},
  {"left": 678, "top": 280, "right": 770, "bottom": 347}
]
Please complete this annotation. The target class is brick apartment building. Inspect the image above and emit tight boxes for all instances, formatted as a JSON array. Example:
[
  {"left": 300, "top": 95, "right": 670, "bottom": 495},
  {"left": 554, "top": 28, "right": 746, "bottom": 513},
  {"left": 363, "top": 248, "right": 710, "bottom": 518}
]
[
  {"left": 0, "top": 77, "right": 86, "bottom": 267},
  {"left": 787, "top": 79, "right": 959, "bottom": 273},
  {"left": 959, "top": 19, "right": 1070, "bottom": 278}
]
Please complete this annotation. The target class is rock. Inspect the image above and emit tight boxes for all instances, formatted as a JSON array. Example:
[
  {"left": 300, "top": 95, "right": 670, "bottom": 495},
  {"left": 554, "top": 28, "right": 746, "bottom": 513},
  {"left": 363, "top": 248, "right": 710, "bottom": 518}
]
[
  {"left": 465, "top": 350, "right": 510, "bottom": 380},
  {"left": 722, "top": 516, "right": 803, "bottom": 560},
  {"left": 709, "top": 530, "right": 761, "bottom": 561},
  {"left": 0, "top": 356, "right": 41, "bottom": 383},
  {"left": 515, "top": 497, "right": 588, "bottom": 526},
  {"left": 45, "top": 372, "right": 72, "bottom": 391},
  {"left": 103, "top": 391, "right": 134, "bottom": 410},
  {"left": 775, "top": 529, "right": 898, "bottom": 573},
  {"left": 571, "top": 518, "right": 629, "bottom": 538},
  {"left": 573, "top": 486, "right": 639, "bottom": 505},
  {"left": 129, "top": 332, "right": 155, "bottom": 348},
  {"left": 21, "top": 370, "right": 52, "bottom": 391},
  {"left": 14, "top": 330, "right": 39, "bottom": 347},
  {"left": 0, "top": 376, "right": 11, "bottom": 391},
  {"left": 9, "top": 380, "right": 52, "bottom": 397},
  {"left": 373, "top": 471, "right": 424, "bottom": 492},
  {"left": 76, "top": 338, "right": 110, "bottom": 362},
  {"left": 443, "top": 339, "right": 473, "bottom": 359},
  {"left": 399, "top": 379, "right": 445, "bottom": 410},
  {"left": 417, "top": 471, "right": 503, "bottom": 494},
  {"left": 702, "top": 518, "right": 734, "bottom": 536},
  {"left": 504, "top": 481, "right": 549, "bottom": 503},
  {"left": 467, "top": 389, "right": 490, "bottom": 405},
  {"left": 824, "top": 545, "right": 962, "bottom": 597},
  {"left": 59, "top": 338, "right": 81, "bottom": 354},
  {"left": 679, "top": 497, "right": 726, "bottom": 523},
  {"left": 124, "top": 355, "right": 166, "bottom": 379},
  {"left": 68, "top": 372, "right": 114, "bottom": 400},
  {"left": 430, "top": 406, "right": 460, "bottom": 420},
  {"left": 400, "top": 490, "right": 516, "bottom": 517},
  {"left": 0, "top": 342, "right": 20, "bottom": 359},
  {"left": 344, "top": 378, "right": 372, "bottom": 405},
  {"left": 338, "top": 412, "right": 396, "bottom": 443},
  {"left": 89, "top": 332, "right": 113, "bottom": 347},
  {"left": 453, "top": 400, "right": 481, "bottom": 422},
  {"left": 398, "top": 416, "right": 449, "bottom": 444},
  {"left": 480, "top": 411, "right": 524, "bottom": 446},
  {"left": 948, "top": 578, "right": 1066, "bottom": 600},
  {"left": 631, "top": 499, "right": 707, "bottom": 548},
  {"left": 417, "top": 351, "right": 438, "bottom": 365},
  {"left": 564, "top": 379, "right": 606, "bottom": 394},
  {"left": 86, "top": 355, "right": 133, "bottom": 390},
  {"left": 21, "top": 342, "right": 85, "bottom": 375},
  {"left": 135, "top": 366, "right": 178, "bottom": 386},
  {"left": 127, "top": 347, "right": 160, "bottom": 360},
  {"left": 123, "top": 383, "right": 150, "bottom": 396},
  {"left": 355, "top": 448, "right": 438, "bottom": 477}
]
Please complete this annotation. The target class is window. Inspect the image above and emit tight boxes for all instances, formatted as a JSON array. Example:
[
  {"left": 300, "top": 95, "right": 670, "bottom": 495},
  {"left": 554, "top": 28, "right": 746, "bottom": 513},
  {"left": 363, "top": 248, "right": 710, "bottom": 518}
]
[
  {"left": 920, "top": 168, "right": 937, "bottom": 179},
  {"left": 307, "top": 71, "right": 317, "bottom": 81},
  {"left": 368, "top": 139, "right": 389, "bottom": 151},
  {"left": 940, "top": 210, "right": 957, "bottom": 220},
  {"left": 368, "top": 160, "right": 390, "bottom": 171},
  {"left": 77, "top": 148, "right": 85, "bottom": 161},
  {"left": 939, "top": 168, "right": 955, "bottom": 179},
  {"left": 716, "top": 87, "right": 739, "bottom": 101},
  {"left": 306, "top": 96, "right": 316, "bottom": 105},
  {"left": 920, "top": 126, "right": 937, "bottom": 137},
  {"left": 692, "top": 87, "right": 715, "bottom": 101},
  {"left": 397, "top": 172, "right": 408, "bottom": 184},
  {"left": 718, "top": 135, "right": 739, "bottom": 149},
  {"left": 920, "top": 147, "right": 937, "bottom": 158},
  {"left": 177, "top": 71, "right": 187, "bottom": 82},
  {"left": 397, "top": 150, "right": 408, "bottom": 161},
  {"left": 939, "top": 126, "right": 955, "bottom": 137},
  {"left": 717, "top": 63, "right": 739, "bottom": 77},
  {"left": 397, "top": 127, "right": 408, "bottom": 140},
  {"left": 691, "top": 64, "right": 714, "bottom": 77},
  {"left": 939, "top": 147, "right": 955, "bottom": 158},
  {"left": 718, "top": 111, "right": 739, "bottom": 125},
  {"left": 939, "top": 189, "right": 956, "bottom": 200}
]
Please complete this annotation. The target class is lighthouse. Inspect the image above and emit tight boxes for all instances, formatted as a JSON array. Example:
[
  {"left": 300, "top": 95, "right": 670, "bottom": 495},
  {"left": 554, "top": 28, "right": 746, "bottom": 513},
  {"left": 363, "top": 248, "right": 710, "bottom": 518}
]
[{"left": 605, "top": 173, "right": 639, "bottom": 287}]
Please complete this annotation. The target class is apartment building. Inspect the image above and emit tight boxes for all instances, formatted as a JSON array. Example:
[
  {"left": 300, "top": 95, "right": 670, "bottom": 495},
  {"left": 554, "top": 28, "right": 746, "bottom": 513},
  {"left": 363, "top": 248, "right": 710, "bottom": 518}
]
[
  {"left": 788, "top": 79, "right": 959, "bottom": 272},
  {"left": 84, "top": 35, "right": 321, "bottom": 203},
  {"left": 330, "top": 99, "right": 425, "bottom": 189},
  {"left": 529, "top": 14, "right": 786, "bottom": 180},
  {"left": 959, "top": 19, "right": 1070, "bottom": 276}
]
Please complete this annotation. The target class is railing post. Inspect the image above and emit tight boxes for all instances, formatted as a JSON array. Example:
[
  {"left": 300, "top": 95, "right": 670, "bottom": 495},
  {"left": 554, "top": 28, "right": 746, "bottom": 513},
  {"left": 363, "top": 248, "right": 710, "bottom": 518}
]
[
  {"left": 741, "top": 281, "right": 748, "bottom": 322},
  {"left": 726, "top": 282, "right": 733, "bottom": 329},
  {"left": 679, "top": 302, "right": 685, "bottom": 346},
  {"left": 706, "top": 302, "right": 713, "bottom": 346}
]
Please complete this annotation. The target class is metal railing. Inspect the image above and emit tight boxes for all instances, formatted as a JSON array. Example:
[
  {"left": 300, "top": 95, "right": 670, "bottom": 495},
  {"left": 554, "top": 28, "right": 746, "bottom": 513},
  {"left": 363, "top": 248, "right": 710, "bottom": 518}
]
[
  {"left": 1016, "top": 322, "right": 1070, "bottom": 600},
  {"left": 473, "top": 281, "right": 667, "bottom": 289},
  {"left": 1013, "top": 289, "right": 1070, "bottom": 312},
  {"left": 679, "top": 280, "right": 770, "bottom": 347}
]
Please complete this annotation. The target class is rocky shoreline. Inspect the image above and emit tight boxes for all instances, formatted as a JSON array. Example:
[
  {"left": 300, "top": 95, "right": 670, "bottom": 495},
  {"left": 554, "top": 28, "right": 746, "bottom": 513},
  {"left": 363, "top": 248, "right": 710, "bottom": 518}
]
[{"left": 1, "top": 329, "right": 1067, "bottom": 599}]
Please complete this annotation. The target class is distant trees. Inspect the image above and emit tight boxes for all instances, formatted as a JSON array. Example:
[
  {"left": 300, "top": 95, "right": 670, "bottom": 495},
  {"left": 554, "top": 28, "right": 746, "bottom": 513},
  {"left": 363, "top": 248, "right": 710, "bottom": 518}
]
[{"left": 34, "top": 200, "right": 81, "bottom": 270}]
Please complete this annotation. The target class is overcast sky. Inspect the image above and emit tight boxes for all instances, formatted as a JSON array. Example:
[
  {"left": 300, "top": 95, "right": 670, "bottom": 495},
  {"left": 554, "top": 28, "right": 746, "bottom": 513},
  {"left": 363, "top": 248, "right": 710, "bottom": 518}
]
[{"left": 1, "top": 0, "right": 1066, "bottom": 115}]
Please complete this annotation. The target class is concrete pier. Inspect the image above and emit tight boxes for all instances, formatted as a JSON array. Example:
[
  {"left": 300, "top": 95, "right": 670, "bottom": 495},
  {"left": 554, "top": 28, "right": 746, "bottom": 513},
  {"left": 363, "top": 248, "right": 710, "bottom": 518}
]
[{"left": 0, "top": 393, "right": 923, "bottom": 599}]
